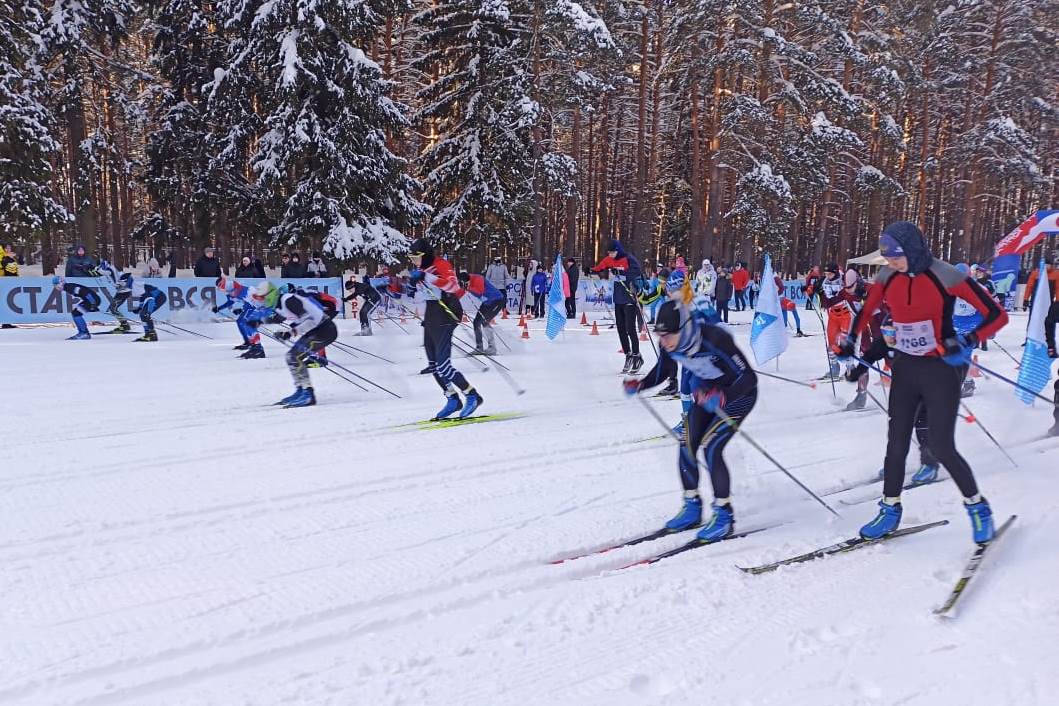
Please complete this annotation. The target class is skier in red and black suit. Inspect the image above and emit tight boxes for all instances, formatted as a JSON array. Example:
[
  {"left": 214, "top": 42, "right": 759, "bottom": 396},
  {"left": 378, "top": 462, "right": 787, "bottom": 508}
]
[
  {"left": 407, "top": 238, "right": 483, "bottom": 420},
  {"left": 592, "top": 238, "right": 644, "bottom": 374},
  {"left": 836, "top": 221, "right": 1007, "bottom": 544}
]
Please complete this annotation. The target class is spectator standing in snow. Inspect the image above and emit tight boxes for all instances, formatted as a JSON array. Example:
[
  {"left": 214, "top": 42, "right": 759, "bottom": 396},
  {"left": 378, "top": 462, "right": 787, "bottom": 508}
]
[
  {"left": 564, "top": 257, "right": 579, "bottom": 318},
  {"left": 235, "top": 255, "right": 257, "bottom": 279},
  {"left": 307, "top": 252, "right": 328, "bottom": 278},
  {"left": 531, "top": 266, "right": 548, "bottom": 318},
  {"left": 280, "top": 253, "right": 296, "bottom": 278},
  {"left": 193, "top": 246, "right": 223, "bottom": 278},
  {"left": 714, "top": 266, "right": 733, "bottom": 323},
  {"left": 65, "top": 244, "right": 95, "bottom": 277},
  {"left": 731, "top": 262, "right": 750, "bottom": 311},
  {"left": 694, "top": 259, "right": 717, "bottom": 302}
]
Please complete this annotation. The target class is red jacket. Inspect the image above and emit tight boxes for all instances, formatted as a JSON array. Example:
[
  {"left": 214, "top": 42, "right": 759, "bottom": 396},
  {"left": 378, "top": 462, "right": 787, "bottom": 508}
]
[
  {"left": 731, "top": 269, "right": 750, "bottom": 290},
  {"left": 852, "top": 260, "right": 1007, "bottom": 357}
]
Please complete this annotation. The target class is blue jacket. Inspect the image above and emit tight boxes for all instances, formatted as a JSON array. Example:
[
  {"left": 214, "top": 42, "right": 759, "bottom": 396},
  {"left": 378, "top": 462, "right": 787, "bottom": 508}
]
[{"left": 531, "top": 272, "right": 549, "bottom": 294}]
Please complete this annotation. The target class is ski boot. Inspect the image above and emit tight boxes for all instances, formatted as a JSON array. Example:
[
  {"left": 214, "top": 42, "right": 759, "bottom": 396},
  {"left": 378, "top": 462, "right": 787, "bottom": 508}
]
[
  {"left": 233, "top": 342, "right": 251, "bottom": 351},
  {"left": 459, "top": 390, "right": 483, "bottom": 419},
  {"left": 621, "top": 354, "right": 634, "bottom": 375},
  {"left": 110, "top": 321, "right": 131, "bottom": 334},
  {"left": 696, "top": 503, "right": 735, "bottom": 542},
  {"left": 433, "top": 394, "right": 463, "bottom": 420},
  {"left": 795, "top": 329, "right": 807, "bottom": 338},
  {"left": 134, "top": 331, "right": 158, "bottom": 342},
  {"left": 419, "top": 365, "right": 434, "bottom": 375},
  {"left": 483, "top": 347, "right": 497, "bottom": 356},
  {"left": 845, "top": 391, "right": 867, "bottom": 411},
  {"left": 964, "top": 497, "right": 994, "bottom": 544},
  {"left": 860, "top": 500, "right": 903, "bottom": 540},
  {"left": 910, "top": 463, "right": 939, "bottom": 486},
  {"left": 659, "top": 378, "right": 679, "bottom": 397},
  {"left": 354, "top": 326, "right": 372, "bottom": 337},
  {"left": 960, "top": 378, "right": 976, "bottom": 398},
  {"left": 664, "top": 494, "right": 703, "bottom": 531},
  {"left": 276, "top": 388, "right": 303, "bottom": 406},
  {"left": 306, "top": 353, "right": 328, "bottom": 368},
  {"left": 284, "top": 387, "right": 317, "bottom": 408},
  {"left": 67, "top": 331, "right": 92, "bottom": 340},
  {"left": 671, "top": 419, "right": 685, "bottom": 438},
  {"left": 239, "top": 343, "right": 265, "bottom": 359},
  {"left": 628, "top": 354, "right": 645, "bottom": 374}
]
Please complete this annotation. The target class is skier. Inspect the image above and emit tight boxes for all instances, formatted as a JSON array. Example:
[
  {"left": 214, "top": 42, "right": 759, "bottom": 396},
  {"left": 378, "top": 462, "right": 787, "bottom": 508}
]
[
  {"left": 836, "top": 221, "right": 1008, "bottom": 544},
  {"left": 774, "top": 273, "right": 805, "bottom": 337},
  {"left": 624, "top": 299, "right": 758, "bottom": 542},
  {"left": 90, "top": 259, "right": 136, "bottom": 333},
  {"left": 408, "top": 238, "right": 483, "bottom": 420},
  {"left": 52, "top": 276, "right": 102, "bottom": 339},
  {"left": 212, "top": 276, "right": 256, "bottom": 350},
  {"left": 591, "top": 239, "right": 644, "bottom": 373},
  {"left": 273, "top": 289, "right": 339, "bottom": 408},
  {"left": 817, "top": 264, "right": 860, "bottom": 379},
  {"left": 237, "top": 281, "right": 281, "bottom": 359},
  {"left": 458, "top": 270, "right": 505, "bottom": 355},
  {"left": 126, "top": 275, "right": 167, "bottom": 342},
  {"left": 638, "top": 269, "right": 665, "bottom": 325},
  {"left": 343, "top": 274, "right": 387, "bottom": 336},
  {"left": 952, "top": 263, "right": 984, "bottom": 397}
]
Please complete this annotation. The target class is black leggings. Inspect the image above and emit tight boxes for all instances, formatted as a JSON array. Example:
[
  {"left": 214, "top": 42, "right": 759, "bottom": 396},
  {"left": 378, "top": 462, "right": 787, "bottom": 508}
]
[
  {"left": 359, "top": 297, "right": 378, "bottom": 327},
  {"left": 680, "top": 391, "right": 757, "bottom": 498},
  {"left": 883, "top": 355, "right": 977, "bottom": 498},
  {"left": 287, "top": 319, "right": 338, "bottom": 387},
  {"left": 615, "top": 304, "right": 640, "bottom": 356},
  {"left": 423, "top": 323, "right": 472, "bottom": 394},
  {"left": 474, "top": 300, "right": 503, "bottom": 349},
  {"left": 717, "top": 299, "right": 730, "bottom": 323}
]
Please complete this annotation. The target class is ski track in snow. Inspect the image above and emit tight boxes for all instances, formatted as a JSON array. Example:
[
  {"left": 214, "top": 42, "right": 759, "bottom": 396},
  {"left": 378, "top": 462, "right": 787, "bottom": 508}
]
[{"left": 1, "top": 311, "right": 1056, "bottom": 706}]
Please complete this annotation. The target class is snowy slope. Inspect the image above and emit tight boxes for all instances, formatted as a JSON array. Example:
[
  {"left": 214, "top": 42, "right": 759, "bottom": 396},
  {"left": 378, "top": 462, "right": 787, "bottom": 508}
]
[{"left": 1, "top": 308, "right": 1056, "bottom": 706}]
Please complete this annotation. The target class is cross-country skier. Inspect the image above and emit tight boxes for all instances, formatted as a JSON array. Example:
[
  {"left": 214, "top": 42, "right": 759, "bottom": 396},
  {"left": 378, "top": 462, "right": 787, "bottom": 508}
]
[
  {"left": 212, "top": 276, "right": 255, "bottom": 350},
  {"left": 592, "top": 239, "right": 644, "bottom": 374},
  {"left": 125, "top": 274, "right": 167, "bottom": 342},
  {"left": 343, "top": 275, "right": 389, "bottom": 336},
  {"left": 458, "top": 270, "right": 505, "bottom": 355},
  {"left": 624, "top": 298, "right": 757, "bottom": 542},
  {"left": 952, "top": 263, "right": 983, "bottom": 397},
  {"left": 273, "top": 289, "right": 339, "bottom": 408},
  {"left": 52, "top": 276, "right": 101, "bottom": 339},
  {"left": 836, "top": 221, "right": 1008, "bottom": 544},
  {"left": 88, "top": 260, "right": 136, "bottom": 333},
  {"left": 818, "top": 264, "right": 860, "bottom": 379},
  {"left": 408, "top": 238, "right": 483, "bottom": 420},
  {"left": 236, "top": 281, "right": 281, "bottom": 359}
]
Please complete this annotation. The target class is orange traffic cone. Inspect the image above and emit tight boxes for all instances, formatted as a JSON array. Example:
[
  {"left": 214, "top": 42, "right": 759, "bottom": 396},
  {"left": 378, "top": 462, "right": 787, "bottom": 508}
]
[
  {"left": 501, "top": 308, "right": 509, "bottom": 320},
  {"left": 518, "top": 314, "right": 526, "bottom": 328},
  {"left": 521, "top": 326, "right": 530, "bottom": 339},
  {"left": 970, "top": 354, "right": 983, "bottom": 378},
  {"left": 399, "top": 311, "right": 407, "bottom": 324},
  {"left": 639, "top": 323, "right": 649, "bottom": 342},
  {"left": 580, "top": 312, "right": 589, "bottom": 326},
  {"left": 589, "top": 321, "right": 600, "bottom": 336}
]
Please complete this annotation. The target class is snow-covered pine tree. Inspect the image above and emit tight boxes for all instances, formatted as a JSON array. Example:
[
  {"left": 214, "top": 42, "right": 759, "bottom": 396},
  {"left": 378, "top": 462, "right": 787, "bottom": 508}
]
[
  {"left": 207, "top": 0, "right": 426, "bottom": 262},
  {"left": 0, "top": 0, "right": 70, "bottom": 242}
]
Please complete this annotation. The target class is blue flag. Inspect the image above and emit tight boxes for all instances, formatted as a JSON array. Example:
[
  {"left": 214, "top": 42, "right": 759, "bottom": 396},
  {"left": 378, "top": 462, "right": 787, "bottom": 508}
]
[
  {"left": 750, "top": 255, "right": 788, "bottom": 366},
  {"left": 1016, "top": 258, "right": 1057, "bottom": 404},
  {"left": 545, "top": 254, "right": 567, "bottom": 340}
]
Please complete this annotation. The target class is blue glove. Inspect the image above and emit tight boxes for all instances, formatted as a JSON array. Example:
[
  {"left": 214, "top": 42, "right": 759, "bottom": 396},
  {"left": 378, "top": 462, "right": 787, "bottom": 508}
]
[
  {"left": 622, "top": 378, "right": 640, "bottom": 397},
  {"left": 409, "top": 270, "right": 425, "bottom": 285},
  {"left": 940, "top": 334, "right": 975, "bottom": 366},
  {"left": 695, "top": 387, "right": 727, "bottom": 413}
]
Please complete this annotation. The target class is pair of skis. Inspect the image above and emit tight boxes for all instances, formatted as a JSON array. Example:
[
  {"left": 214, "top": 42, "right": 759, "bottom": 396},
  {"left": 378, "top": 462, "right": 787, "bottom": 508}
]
[{"left": 550, "top": 515, "right": 1016, "bottom": 617}]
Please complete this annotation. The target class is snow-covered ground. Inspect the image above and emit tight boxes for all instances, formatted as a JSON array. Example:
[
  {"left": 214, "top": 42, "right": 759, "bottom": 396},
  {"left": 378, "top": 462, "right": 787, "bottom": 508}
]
[{"left": 1, "top": 307, "right": 1056, "bottom": 706}]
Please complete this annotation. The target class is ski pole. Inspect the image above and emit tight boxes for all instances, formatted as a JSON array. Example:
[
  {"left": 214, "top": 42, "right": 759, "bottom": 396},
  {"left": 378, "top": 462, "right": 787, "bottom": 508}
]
[
  {"left": 990, "top": 339, "right": 1022, "bottom": 369},
  {"left": 616, "top": 279, "right": 660, "bottom": 362},
  {"left": 811, "top": 304, "right": 838, "bottom": 399},
  {"left": 331, "top": 339, "right": 396, "bottom": 365},
  {"left": 973, "top": 360, "right": 1058, "bottom": 407},
  {"left": 713, "top": 409, "right": 841, "bottom": 518},
  {"left": 754, "top": 369, "right": 818, "bottom": 390},
  {"left": 849, "top": 355, "right": 975, "bottom": 423},
  {"left": 959, "top": 399, "right": 1019, "bottom": 467},
  {"left": 157, "top": 320, "right": 214, "bottom": 340}
]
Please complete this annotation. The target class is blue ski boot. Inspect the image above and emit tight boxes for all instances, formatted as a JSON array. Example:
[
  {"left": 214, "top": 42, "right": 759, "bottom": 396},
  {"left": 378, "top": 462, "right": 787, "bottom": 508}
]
[
  {"left": 459, "top": 390, "right": 483, "bottom": 419},
  {"left": 671, "top": 419, "right": 685, "bottom": 437},
  {"left": 664, "top": 494, "right": 702, "bottom": 530},
  {"left": 434, "top": 394, "right": 462, "bottom": 420},
  {"left": 910, "top": 463, "right": 939, "bottom": 486},
  {"left": 284, "top": 387, "right": 316, "bottom": 408},
  {"left": 696, "top": 503, "right": 735, "bottom": 542},
  {"left": 964, "top": 497, "right": 994, "bottom": 545},
  {"left": 276, "top": 388, "right": 303, "bottom": 406},
  {"left": 860, "top": 500, "right": 903, "bottom": 539},
  {"left": 67, "top": 331, "right": 92, "bottom": 340}
]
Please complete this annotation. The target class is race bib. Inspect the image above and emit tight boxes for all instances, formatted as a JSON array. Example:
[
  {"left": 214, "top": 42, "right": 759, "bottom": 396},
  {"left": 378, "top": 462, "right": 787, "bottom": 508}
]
[{"left": 894, "top": 320, "right": 937, "bottom": 356}]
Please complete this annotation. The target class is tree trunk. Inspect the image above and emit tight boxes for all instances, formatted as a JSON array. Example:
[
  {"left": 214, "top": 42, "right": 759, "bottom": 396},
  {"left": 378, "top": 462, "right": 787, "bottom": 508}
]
[{"left": 65, "top": 57, "right": 97, "bottom": 252}]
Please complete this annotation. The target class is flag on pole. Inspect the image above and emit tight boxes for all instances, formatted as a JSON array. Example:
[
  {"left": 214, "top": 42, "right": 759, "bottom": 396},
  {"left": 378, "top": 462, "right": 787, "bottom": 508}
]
[
  {"left": 750, "top": 254, "right": 789, "bottom": 366},
  {"left": 545, "top": 254, "right": 567, "bottom": 340},
  {"left": 1016, "top": 257, "right": 1057, "bottom": 405}
]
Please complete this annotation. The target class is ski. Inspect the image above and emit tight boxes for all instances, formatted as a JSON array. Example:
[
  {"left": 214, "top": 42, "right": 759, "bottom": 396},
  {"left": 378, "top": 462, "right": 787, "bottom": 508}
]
[
  {"left": 820, "top": 475, "right": 883, "bottom": 498},
  {"left": 738, "top": 519, "right": 949, "bottom": 575},
  {"left": 549, "top": 524, "right": 702, "bottom": 565},
  {"left": 934, "top": 514, "right": 1016, "bottom": 618},
  {"left": 838, "top": 476, "right": 947, "bottom": 506},
  {"left": 395, "top": 412, "right": 524, "bottom": 430},
  {"left": 617, "top": 525, "right": 777, "bottom": 570}
]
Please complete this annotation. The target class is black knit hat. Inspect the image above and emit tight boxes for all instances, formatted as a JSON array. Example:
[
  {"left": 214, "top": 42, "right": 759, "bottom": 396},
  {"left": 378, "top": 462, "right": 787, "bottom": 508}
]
[
  {"left": 654, "top": 300, "right": 681, "bottom": 335},
  {"left": 409, "top": 238, "right": 433, "bottom": 257}
]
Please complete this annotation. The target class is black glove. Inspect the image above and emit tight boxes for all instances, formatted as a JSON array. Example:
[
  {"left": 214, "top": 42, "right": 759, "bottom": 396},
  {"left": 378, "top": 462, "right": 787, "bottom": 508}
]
[
  {"left": 210, "top": 306, "right": 219, "bottom": 313},
  {"left": 268, "top": 313, "right": 286, "bottom": 325},
  {"left": 845, "top": 363, "right": 867, "bottom": 382},
  {"left": 834, "top": 334, "right": 856, "bottom": 359},
  {"left": 232, "top": 307, "right": 242, "bottom": 315},
  {"left": 276, "top": 330, "right": 292, "bottom": 341}
]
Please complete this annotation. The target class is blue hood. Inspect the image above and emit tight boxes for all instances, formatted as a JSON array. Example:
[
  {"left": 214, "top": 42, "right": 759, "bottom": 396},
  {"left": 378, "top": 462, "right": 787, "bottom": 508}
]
[
  {"left": 881, "top": 221, "right": 933, "bottom": 274},
  {"left": 607, "top": 239, "right": 626, "bottom": 258}
]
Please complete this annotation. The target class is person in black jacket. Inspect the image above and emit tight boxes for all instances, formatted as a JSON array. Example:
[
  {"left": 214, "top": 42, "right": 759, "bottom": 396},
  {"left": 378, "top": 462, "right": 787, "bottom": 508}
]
[
  {"left": 285, "top": 253, "right": 306, "bottom": 278},
  {"left": 564, "top": 257, "right": 579, "bottom": 318},
  {"left": 235, "top": 255, "right": 257, "bottom": 278},
  {"left": 65, "top": 244, "right": 95, "bottom": 277},
  {"left": 714, "top": 266, "right": 733, "bottom": 323},
  {"left": 280, "top": 253, "right": 296, "bottom": 278},
  {"left": 193, "top": 247, "right": 223, "bottom": 278},
  {"left": 591, "top": 238, "right": 644, "bottom": 373}
]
